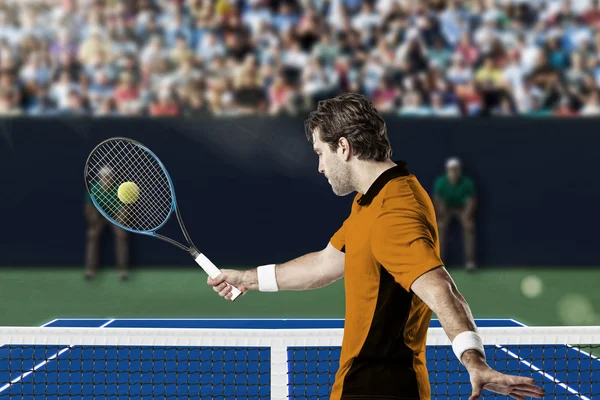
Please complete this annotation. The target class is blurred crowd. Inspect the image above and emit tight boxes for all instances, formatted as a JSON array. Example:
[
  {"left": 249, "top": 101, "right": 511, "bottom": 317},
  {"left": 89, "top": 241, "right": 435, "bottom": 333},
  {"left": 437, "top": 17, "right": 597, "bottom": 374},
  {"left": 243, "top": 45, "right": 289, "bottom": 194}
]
[{"left": 1, "top": 0, "right": 600, "bottom": 117}]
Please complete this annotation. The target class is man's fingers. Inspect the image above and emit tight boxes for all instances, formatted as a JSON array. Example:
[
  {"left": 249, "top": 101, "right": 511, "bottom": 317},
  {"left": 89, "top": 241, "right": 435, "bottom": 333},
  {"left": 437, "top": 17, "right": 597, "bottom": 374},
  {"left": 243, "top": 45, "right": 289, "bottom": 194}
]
[
  {"left": 511, "top": 388, "right": 544, "bottom": 399},
  {"left": 206, "top": 270, "right": 247, "bottom": 300},
  {"left": 509, "top": 382, "right": 545, "bottom": 398},
  {"left": 501, "top": 375, "right": 544, "bottom": 393},
  {"left": 507, "top": 376, "right": 535, "bottom": 386},
  {"left": 212, "top": 282, "right": 228, "bottom": 293},
  {"left": 218, "top": 285, "right": 232, "bottom": 297},
  {"left": 207, "top": 273, "right": 227, "bottom": 286},
  {"left": 511, "top": 383, "right": 544, "bottom": 393},
  {"left": 490, "top": 374, "right": 525, "bottom": 387},
  {"left": 482, "top": 374, "right": 544, "bottom": 399},
  {"left": 469, "top": 379, "right": 484, "bottom": 400},
  {"left": 482, "top": 383, "right": 506, "bottom": 395},
  {"left": 468, "top": 387, "right": 482, "bottom": 400}
]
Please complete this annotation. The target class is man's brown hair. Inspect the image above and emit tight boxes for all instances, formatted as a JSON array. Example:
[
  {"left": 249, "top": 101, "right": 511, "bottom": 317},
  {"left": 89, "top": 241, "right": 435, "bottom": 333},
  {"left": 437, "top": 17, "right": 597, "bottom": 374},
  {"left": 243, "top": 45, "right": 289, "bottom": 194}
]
[{"left": 304, "top": 93, "right": 392, "bottom": 161}]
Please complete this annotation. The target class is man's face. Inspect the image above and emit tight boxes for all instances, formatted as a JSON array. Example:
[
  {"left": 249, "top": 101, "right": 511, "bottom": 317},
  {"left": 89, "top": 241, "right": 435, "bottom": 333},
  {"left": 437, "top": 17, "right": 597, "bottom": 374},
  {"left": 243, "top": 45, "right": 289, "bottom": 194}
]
[
  {"left": 447, "top": 165, "right": 461, "bottom": 182},
  {"left": 99, "top": 168, "right": 115, "bottom": 189},
  {"left": 313, "top": 130, "right": 353, "bottom": 196}
]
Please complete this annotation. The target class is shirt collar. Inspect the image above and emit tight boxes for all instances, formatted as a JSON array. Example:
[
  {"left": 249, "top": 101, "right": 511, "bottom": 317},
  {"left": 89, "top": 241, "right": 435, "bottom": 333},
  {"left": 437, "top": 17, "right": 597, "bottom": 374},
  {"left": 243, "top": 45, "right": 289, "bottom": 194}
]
[{"left": 357, "top": 160, "right": 410, "bottom": 206}]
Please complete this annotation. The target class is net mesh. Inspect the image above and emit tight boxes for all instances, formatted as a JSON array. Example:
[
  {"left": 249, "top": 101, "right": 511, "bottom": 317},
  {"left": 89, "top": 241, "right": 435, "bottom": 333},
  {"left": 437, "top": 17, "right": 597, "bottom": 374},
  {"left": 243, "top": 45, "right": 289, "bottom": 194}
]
[
  {"left": 85, "top": 139, "right": 173, "bottom": 232},
  {"left": 0, "top": 327, "right": 598, "bottom": 399}
]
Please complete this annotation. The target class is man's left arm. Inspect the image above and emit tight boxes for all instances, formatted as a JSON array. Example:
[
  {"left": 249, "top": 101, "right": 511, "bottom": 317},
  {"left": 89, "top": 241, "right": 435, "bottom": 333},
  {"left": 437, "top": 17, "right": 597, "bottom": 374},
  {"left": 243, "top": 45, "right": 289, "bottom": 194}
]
[
  {"left": 371, "top": 211, "right": 544, "bottom": 400},
  {"left": 463, "top": 197, "right": 476, "bottom": 218},
  {"left": 462, "top": 178, "right": 477, "bottom": 219},
  {"left": 411, "top": 268, "right": 545, "bottom": 400}
]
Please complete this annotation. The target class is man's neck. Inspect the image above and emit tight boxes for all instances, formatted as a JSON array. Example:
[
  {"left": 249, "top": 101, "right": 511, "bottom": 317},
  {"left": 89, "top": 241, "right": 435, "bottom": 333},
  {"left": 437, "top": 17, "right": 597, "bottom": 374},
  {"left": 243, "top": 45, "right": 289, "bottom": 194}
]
[{"left": 354, "top": 159, "right": 397, "bottom": 194}]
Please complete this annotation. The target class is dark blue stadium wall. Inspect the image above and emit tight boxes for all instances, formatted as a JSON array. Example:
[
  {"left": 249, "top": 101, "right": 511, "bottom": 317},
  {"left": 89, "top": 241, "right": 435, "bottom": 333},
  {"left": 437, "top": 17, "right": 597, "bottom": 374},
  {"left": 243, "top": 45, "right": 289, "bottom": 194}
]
[{"left": 0, "top": 117, "right": 597, "bottom": 267}]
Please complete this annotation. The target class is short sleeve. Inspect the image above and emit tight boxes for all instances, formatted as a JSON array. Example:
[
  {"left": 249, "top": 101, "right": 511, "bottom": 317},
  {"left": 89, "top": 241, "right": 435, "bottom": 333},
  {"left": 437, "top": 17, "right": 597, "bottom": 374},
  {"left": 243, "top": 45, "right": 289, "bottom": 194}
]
[
  {"left": 330, "top": 218, "right": 347, "bottom": 253},
  {"left": 371, "top": 210, "right": 443, "bottom": 291}
]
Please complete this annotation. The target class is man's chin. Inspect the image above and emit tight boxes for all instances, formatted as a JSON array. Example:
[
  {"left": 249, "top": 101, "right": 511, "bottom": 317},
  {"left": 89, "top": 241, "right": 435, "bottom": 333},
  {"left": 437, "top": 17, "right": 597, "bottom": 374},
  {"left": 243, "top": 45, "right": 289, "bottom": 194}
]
[{"left": 331, "top": 186, "right": 352, "bottom": 197}]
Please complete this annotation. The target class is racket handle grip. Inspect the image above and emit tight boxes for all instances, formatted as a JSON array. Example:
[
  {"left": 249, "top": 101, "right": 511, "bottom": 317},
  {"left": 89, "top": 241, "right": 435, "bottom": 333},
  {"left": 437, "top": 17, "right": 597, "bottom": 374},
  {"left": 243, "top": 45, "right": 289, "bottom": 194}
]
[{"left": 194, "top": 252, "right": 242, "bottom": 301}]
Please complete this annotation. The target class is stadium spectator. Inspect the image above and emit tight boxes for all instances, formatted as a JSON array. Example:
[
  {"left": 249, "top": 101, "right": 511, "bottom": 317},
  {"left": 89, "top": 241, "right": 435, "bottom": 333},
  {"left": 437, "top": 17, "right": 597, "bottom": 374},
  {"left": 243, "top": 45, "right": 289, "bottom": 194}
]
[
  {"left": 371, "top": 78, "right": 400, "bottom": 112},
  {"left": 59, "top": 90, "right": 88, "bottom": 115},
  {"left": 503, "top": 49, "right": 527, "bottom": 111},
  {"left": 433, "top": 157, "right": 477, "bottom": 271},
  {"left": 456, "top": 32, "right": 479, "bottom": 65},
  {"left": 113, "top": 72, "right": 140, "bottom": 108},
  {"left": 50, "top": 71, "right": 78, "bottom": 109},
  {"left": 150, "top": 88, "right": 181, "bottom": 116},
  {"left": 455, "top": 80, "right": 483, "bottom": 115},
  {"left": 447, "top": 54, "right": 473, "bottom": 86},
  {"left": 268, "top": 72, "right": 298, "bottom": 115},
  {"left": 183, "top": 85, "right": 210, "bottom": 116},
  {"left": 582, "top": 0, "right": 600, "bottom": 27},
  {"left": 0, "top": 88, "right": 21, "bottom": 116},
  {"left": 554, "top": 96, "right": 580, "bottom": 116},
  {"left": 581, "top": 90, "right": 600, "bottom": 114},
  {"left": 431, "top": 91, "right": 460, "bottom": 116},
  {"left": 0, "top": 0, "right": 599, "bottom": 117},
  {"left": 493, "top": 97, "right": 517, "bottom": 116},
  {"left": 399, "top": 91, "right": 432, "bottom": 116},
  {"left": 28, "top": 85, "right": 58, "bottom": 116}
]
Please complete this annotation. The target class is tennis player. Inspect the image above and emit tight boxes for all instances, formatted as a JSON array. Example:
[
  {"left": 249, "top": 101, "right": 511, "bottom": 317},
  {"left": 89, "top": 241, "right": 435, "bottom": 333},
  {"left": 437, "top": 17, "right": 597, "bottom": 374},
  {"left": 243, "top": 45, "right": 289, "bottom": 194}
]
[
  {"left": 208, "top": 93, "right": 544, "bottom": 400},
  {"left": 85, "top": 166, "right": 129, "bottom": 280}
]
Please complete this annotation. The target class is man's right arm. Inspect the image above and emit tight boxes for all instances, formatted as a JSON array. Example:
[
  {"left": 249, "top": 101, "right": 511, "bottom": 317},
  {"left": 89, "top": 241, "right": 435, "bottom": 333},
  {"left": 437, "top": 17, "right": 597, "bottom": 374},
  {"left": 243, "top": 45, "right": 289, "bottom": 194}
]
[
  {"left": 462, "top": 178, "right": 477, "bottom": 219},
  {"left": 85, "top": 203, "right": 97, "bottom": 223},
  {"left": 432, "top": 177, "right": 446, "bottom": 216},
  {"left": 207, "top": 243, "right": 345, "bottom": 299}
]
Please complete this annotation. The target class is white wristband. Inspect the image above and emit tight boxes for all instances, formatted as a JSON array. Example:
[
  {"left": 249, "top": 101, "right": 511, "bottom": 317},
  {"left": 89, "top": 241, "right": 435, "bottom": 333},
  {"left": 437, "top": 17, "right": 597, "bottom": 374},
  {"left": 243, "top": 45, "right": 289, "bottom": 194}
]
[
  {"left": 452, "top": 331, "right": 485, "bottom": 365},
  {"left": 257, "top": 264, "right": 279, "bottom": 292}
]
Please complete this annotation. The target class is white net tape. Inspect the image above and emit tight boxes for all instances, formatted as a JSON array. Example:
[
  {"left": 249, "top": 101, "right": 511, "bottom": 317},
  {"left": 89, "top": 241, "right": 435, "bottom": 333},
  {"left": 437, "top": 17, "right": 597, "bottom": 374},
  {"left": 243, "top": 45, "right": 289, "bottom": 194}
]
[{"left": 0, "top": 326, "right": 598, "bottom": 399}]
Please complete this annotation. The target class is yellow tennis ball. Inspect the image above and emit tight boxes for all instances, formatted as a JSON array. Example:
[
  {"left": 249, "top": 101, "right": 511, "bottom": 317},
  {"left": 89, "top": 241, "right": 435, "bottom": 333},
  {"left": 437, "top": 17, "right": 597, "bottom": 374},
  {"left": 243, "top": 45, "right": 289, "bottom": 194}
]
[{"left": 118, "top": 182, "right": 140, "bottom": 204}]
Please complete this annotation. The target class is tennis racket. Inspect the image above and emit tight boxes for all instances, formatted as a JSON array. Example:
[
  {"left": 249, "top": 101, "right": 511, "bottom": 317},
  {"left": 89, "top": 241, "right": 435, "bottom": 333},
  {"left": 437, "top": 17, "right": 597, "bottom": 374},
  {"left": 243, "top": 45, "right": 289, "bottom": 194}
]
[{"left": 84, "top": 137, "right": 242, "bottom": 301}]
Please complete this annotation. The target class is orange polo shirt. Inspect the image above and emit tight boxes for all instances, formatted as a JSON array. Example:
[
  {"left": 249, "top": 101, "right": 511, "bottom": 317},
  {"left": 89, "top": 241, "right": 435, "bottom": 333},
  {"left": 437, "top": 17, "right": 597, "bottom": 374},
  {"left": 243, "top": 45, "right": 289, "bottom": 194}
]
[{"left": 329, "top": 161, "right": 443, "bottom": 400}]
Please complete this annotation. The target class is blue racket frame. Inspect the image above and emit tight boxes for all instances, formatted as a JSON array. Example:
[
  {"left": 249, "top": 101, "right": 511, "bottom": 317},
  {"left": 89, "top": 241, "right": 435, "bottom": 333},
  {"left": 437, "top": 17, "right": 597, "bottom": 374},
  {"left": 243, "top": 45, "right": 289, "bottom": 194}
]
[{"left": 84, "top": 137, "right": 196, "bottom": 253}]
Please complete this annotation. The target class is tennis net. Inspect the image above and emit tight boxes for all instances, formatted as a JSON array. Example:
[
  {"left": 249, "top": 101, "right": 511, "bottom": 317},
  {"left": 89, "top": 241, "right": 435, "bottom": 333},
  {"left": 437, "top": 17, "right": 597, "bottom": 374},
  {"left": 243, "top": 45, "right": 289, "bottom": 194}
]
[{"left": 0, "top": 325, "right": 598, "bottom": 399}]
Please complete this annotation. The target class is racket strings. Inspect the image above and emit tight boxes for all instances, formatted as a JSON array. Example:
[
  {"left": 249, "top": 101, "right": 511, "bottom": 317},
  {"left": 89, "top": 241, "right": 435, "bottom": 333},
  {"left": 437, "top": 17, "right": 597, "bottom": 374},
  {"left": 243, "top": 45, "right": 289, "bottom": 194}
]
[
  {"left": 93, "top": 143, "right": 171, "bottom": 226},
  {"left": 89, "top": 144, "right": 169, "bottom": 230},
  {"left": 86, "top": 139, "right": 173, "bottom": 232},
  {"left": 90, "top": 143, "right": 170, "bottom": 230},
  {"left": 94, "top": 142, "right": 171, "bottom": 229}
]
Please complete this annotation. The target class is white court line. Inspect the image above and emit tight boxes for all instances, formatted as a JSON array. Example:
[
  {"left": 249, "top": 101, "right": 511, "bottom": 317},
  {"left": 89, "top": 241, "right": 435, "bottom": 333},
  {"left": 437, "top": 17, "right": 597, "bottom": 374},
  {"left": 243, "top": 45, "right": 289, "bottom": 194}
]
[
  {"left": 497, "top": 345, "right": 591, "bottom": 400},
  {"left": 0, "top": 347, "right": 72, "bottom": 393},
  {"left": 0, "top": 319, "right": 115, "bottom": 395},
  {"left": 564, "top": 343, "right": 600, "bottom": 364},
  {"left": 506, "top": 319, "right": 599, "bottom": 391},
  {"left": 508, "top": 318, "right": 526, "bottom": 327},
  {"left": 516, "top": 316, "right": 600, "bottom": 366},
  {"left": 97, "top": 320, "right": 116, "bottom": 328}
]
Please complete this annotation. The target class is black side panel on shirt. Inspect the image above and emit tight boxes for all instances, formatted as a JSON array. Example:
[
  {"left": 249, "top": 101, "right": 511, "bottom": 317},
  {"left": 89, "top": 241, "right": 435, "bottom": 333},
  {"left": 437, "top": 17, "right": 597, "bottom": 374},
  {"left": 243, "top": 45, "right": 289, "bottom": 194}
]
[{"left": 340, "top": 267, "right": 419, "bottom": 399}]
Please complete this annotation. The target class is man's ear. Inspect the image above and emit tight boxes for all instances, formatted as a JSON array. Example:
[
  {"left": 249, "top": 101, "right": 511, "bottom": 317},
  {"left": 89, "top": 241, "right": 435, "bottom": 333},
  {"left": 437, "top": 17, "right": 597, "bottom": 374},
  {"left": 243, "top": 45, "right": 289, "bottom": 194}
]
[{"left": 338, "top": 137, "right": 351, "bottom": 161}]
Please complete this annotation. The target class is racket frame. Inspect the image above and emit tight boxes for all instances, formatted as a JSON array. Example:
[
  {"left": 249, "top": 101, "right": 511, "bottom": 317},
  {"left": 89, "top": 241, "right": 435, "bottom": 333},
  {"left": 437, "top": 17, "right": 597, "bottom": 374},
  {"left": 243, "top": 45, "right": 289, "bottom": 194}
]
[{"left": 84, "top": 137, "right": 242, "bottom": 301}]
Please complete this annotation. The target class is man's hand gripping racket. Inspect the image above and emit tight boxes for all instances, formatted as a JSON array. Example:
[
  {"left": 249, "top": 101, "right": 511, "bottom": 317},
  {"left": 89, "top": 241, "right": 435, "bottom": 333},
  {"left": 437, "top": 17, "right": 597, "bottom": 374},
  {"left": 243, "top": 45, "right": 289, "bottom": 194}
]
[{"left": 84, "top": 137, "right": 243, "bottom": 301}]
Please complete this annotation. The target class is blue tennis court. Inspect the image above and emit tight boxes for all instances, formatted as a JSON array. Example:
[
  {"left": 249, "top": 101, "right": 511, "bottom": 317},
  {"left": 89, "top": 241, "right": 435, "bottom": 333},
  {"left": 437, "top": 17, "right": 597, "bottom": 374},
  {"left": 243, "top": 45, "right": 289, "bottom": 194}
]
[{"left": 0, "top": 319, "right": 597, "bottom": 399}]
